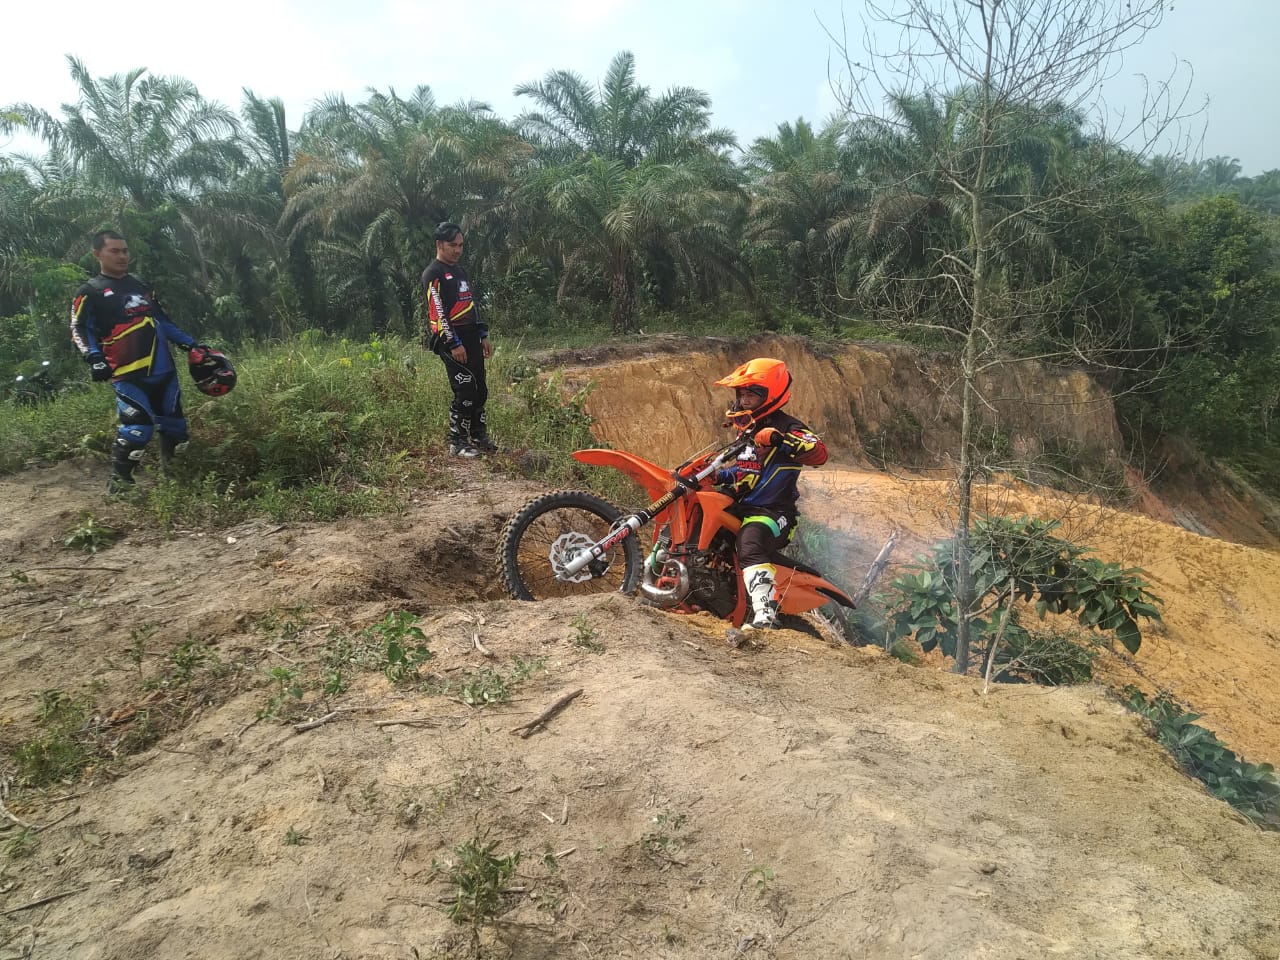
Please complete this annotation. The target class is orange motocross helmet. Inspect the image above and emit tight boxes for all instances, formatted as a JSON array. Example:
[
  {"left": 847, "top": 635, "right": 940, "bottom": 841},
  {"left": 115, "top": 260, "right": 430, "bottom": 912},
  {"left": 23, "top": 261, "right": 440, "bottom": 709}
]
[{"left": 715, "top": 357, "right": 792, "bottom": 430}]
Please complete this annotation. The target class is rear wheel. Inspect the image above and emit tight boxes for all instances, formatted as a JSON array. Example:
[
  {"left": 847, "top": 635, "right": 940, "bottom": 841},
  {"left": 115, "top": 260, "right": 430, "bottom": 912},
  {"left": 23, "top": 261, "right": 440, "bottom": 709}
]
[{"left": 496, "top": 490, "right": 643, "bottom": 601}]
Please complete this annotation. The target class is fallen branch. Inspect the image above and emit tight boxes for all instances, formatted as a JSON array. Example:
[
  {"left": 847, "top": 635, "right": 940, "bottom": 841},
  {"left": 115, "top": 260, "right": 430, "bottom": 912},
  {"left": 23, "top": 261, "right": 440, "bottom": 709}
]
[
  {"left": 0, "top": 778, "right": 35, "bottom": 831},
  {"left": 373, "top": 716, "right": 468, "bottom": 729},
  {"left": 1, "top": 886, "right": 88, "bottom": 916},
  {"left": 23, "top": 565, "right": 127, "bottom": 573},
  {"left": 34, "top": 806, "right": 79, "bottom": 834},
  {"left": 293, "top": 711, "right": 341, "bottom": 734},
  {"left": 853, "top": 530, "right": 898, "bottom": 607},
  {"left": 0, "top": 797, "right": 35, "bottom": 831},
  {"left": 293, "top": 703, "right": 390, "bottom": 733},
  {"left": 510, "top": 688, "right": 584, "bottom": 739}
]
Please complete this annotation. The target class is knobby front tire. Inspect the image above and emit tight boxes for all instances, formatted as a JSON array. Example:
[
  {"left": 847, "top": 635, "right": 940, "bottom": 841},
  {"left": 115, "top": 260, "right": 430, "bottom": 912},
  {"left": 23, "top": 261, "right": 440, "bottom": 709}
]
[{"left": 496, "top": 490, "right": 643, "bottom": 601}]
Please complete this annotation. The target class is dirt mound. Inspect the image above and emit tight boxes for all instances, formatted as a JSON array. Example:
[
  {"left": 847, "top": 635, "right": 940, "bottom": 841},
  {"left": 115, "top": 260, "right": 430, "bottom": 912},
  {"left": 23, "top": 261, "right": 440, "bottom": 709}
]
[{"left": 2, "top": 457, "right": 1279, "bottom": 959}]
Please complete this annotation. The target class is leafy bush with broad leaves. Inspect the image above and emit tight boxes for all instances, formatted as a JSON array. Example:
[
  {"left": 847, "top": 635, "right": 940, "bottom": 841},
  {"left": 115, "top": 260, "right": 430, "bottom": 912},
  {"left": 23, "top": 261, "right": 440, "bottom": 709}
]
[
  {"left": 1126, "top": 687, "right": 1280, "bottom": 827},
  {"left": 885, "top": 515, "right": 1161, "bottom": 675}
]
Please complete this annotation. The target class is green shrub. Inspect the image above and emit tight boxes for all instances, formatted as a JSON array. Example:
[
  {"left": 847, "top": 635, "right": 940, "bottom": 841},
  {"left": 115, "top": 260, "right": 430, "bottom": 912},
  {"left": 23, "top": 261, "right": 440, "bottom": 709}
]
[
  {"left": 10, "top": 690, "right": 94, "bottom": 786},
  {"left": 885, "top": 515, "right": 1162, "bottom": 672},
  {"left": 436, "top": 834, "right": 522, "bottom": 932},
  {"left": 1126, "top": 688, "right": 1280, "bottom": 827}
]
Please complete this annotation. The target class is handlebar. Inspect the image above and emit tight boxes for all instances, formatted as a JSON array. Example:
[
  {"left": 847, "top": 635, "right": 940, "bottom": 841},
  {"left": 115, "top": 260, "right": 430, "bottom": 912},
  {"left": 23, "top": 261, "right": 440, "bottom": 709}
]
[{"left": 673, "top": 435, "right": 751, "bottom": 486}]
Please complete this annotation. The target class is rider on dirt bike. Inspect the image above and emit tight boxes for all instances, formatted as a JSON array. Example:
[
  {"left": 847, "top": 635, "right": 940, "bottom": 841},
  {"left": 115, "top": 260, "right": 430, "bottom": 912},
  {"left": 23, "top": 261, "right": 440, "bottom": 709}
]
[{"left": 713, "top": 358, "right": 827, "bottom": 631}]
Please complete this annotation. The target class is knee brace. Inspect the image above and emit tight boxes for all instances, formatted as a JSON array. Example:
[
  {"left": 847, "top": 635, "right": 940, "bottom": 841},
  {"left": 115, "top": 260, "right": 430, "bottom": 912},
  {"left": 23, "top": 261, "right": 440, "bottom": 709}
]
[{"left": 117, "top": 398, "right": 153, "bottom": 443}]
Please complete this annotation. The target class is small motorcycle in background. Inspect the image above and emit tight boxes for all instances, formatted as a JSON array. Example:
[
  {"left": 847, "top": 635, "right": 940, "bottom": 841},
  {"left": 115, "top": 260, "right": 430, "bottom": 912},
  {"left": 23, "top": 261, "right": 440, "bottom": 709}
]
[
  {"left": 10, "top": 360, "right": 90, "bottom": 405},
  {"left": 13, "top": 361, "right": 57, "bottom": 405}
]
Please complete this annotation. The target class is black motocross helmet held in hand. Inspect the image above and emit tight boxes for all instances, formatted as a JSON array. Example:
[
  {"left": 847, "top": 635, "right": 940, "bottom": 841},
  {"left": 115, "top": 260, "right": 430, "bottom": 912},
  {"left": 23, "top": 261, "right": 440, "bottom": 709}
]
[{"left": 188, "top": 345, "right": 237, "bottom": 397}]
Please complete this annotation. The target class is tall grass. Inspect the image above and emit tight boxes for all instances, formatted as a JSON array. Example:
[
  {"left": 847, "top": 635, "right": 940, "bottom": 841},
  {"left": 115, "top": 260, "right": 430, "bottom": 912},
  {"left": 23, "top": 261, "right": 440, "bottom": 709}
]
[{"left": 1, "top": 333, "right": 615, "bottom": 525}]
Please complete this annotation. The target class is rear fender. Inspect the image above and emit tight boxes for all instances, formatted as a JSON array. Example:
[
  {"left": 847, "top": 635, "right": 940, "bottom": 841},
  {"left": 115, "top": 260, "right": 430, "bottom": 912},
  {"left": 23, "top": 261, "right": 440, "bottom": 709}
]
[{"left": 775, "top": 566, "right": 856, "bottom": 614}]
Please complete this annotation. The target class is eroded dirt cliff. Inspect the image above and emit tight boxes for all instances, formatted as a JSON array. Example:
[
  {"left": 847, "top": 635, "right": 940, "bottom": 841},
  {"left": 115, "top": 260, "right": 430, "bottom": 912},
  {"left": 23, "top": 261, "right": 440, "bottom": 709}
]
[{"left": 2, "top": 337, "right": 1279, "bottom": 960}]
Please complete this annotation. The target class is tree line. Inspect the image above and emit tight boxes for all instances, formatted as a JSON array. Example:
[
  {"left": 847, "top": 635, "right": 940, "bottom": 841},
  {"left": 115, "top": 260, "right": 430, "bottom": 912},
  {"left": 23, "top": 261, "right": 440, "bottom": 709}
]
[{"left": 2, "top": 50, "right": 1277, "bottom": 482}]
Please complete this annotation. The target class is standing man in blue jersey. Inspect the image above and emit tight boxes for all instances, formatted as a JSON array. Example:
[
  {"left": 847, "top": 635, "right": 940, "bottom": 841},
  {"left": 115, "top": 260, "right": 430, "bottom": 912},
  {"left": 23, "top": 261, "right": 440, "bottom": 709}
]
[
  {"left": 70, "top": 230, "right": 202, "bottom": 493},
  {"left": 422, "top": 221, "right": 495, "bottom": 458}
]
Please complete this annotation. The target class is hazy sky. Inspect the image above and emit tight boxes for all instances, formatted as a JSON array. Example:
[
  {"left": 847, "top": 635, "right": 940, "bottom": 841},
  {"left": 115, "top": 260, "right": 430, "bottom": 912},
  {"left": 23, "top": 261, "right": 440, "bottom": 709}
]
[{"left": 3, "top": 0, "right": 1276, "bottom": 173}]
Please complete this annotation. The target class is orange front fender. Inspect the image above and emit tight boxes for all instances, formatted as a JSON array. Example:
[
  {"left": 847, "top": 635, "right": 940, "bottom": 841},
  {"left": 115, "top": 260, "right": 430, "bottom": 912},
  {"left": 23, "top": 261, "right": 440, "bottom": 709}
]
[{"left": 573, "top": 449, "right": 672, "bottom": 501}]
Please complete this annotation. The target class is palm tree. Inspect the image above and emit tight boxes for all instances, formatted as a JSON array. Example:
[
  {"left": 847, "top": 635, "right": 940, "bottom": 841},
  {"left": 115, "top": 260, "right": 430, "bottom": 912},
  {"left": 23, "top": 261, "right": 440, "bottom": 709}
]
[
  {"left": 518, "top": 155, "right": 743, "bottom": 332},
  {"left": 515, "top": 51, "right": 736, "bottom": 167},
  {"left": 190, "top": 90, "right": 319, "bottom": 338},
  {"left": 849, "top": 90, "right": 1092, "bottom": 334},
  {"left": 5, "top": 57, "right": 245, "bottom": 321},
  {"left": 1199, "top": 155, "right": 1242, "bottom": 191},
  {"left": 744, "top": 117, "right": 866, "bottom": 313},
  {"left": 8, "top": 56, "right": 243, "bottom": 211},
  {"left": 283, "top": 86, "right": 527, "bottom": 333},
  {"left": 513, "top": 51, "right": 742, "bottom": 331}
]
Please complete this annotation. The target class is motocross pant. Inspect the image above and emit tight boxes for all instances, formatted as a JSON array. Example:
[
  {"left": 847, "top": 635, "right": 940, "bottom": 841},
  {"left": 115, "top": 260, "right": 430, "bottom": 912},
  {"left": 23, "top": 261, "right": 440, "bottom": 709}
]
[
  {"left": 737, "top": 511, "right": 796, "bottom": 628},
  {"left": 111, "top": 374, "right": 187, "bottom": 484},
  {"left": 736, "top": 511, "right": 795, "bottom": 567},
  {"left": 438, "top": 324, "right": 489, "bottom": 445}
]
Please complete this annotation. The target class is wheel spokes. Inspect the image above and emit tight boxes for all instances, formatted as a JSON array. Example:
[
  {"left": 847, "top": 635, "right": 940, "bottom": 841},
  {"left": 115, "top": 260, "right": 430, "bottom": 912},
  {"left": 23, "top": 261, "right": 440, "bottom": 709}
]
[{"left": 512, "top": 506, "right": 630, "bottom": 599}]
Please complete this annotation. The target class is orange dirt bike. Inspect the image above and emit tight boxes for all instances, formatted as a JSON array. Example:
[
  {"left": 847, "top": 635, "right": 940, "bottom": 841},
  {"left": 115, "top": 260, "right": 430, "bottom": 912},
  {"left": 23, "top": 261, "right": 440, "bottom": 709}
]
[{"left": 496, "top": 438, "right": 855, "bottom": 627}]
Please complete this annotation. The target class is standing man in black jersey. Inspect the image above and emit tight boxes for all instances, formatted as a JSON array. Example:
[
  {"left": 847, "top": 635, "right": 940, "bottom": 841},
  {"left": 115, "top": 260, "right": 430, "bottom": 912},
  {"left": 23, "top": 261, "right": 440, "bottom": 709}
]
[
  {"left": 422, "top": 221, "right": 495, "bottom": 458},
  {"left": 70, "top": 230, "right": 202, "bottom": 493}
]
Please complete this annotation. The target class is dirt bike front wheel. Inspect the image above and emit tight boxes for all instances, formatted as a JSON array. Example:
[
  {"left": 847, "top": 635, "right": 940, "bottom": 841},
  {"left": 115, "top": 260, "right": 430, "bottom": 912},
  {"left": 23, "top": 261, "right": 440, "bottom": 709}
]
[{"left": 497, "top": 490, "right": 643, "bottom": 601}]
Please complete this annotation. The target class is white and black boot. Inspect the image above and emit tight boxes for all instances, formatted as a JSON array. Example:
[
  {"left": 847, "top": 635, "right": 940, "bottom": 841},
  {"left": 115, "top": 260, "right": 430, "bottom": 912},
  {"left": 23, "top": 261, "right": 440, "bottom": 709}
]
[{"left": 742, "top": 563, "right": 780, "bottom": 631}]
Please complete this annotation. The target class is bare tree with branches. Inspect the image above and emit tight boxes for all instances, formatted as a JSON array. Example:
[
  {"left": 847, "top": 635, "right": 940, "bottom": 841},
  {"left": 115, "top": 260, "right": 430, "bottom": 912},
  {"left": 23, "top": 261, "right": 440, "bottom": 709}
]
[{"left": 828, "top": 0, "right": 1198, "bottom": 672}]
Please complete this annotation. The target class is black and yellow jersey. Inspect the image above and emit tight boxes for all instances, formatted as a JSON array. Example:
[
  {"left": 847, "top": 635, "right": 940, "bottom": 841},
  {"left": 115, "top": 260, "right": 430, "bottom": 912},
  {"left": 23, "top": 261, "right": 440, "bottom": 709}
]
[
  {"left": 70, "top": 274, "right": 193, "bottom": 380},
  {"left": 717, "top": 410, "right": 827, "bottom": 517}
]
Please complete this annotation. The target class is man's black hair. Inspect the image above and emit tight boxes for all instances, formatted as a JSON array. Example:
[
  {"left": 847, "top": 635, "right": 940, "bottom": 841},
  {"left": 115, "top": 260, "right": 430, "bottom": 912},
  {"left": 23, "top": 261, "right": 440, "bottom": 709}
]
[
  {"left": 92, "top": 230, "right": 126, "bottom": 251},
  {"left": 434, "top": 221, "right": 463, "bottom": 243}
]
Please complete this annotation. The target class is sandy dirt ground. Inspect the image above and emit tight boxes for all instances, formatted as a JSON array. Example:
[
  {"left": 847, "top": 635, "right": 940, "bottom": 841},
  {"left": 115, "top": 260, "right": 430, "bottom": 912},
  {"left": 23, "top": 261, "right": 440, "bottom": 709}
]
[{"left": 1, "top": 455, "right": 1279, "bottom": 960}]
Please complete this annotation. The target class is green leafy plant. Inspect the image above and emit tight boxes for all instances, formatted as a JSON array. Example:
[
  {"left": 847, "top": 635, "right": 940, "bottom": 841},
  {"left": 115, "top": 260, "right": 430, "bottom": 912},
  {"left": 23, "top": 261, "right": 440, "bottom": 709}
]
[
  {"left": 126, "top": 623, "right": 159, "bottom": 676},
  {"left": 435, "top": 834, "right": 522, "bottom": 935},
  {"left": 884, "top": 516, "right": 1162, "bottom": 680},
  {"left": 282, "top": 826, "right": 309, "bottom": 846},
  {"left": 457, "top": 669, "right": 511, "bottom": 706},
  {"left": 569, "top": 612, "right": 604, "bottom": 652},
  {"left": 643, "top": 811, "right": 688, "bottom": 859},
  {"left": 510, "top": 655, "right": 547, "bottom": 681},
  {"left": 5, "top": 827, "right": 38, "bottom": 860},
  {"left": 748, "top": 865, "right": 777, "bottom": 891},
  {"left": 64, "top": 515, "right": 119, "bottom": 554},
  {"left": 452, "top": 657, "right": 547, "bottom": 706},
  {"left": 10, "top": 690, "right": 93, "bottom": 786},
  {"left": 259, "top": 666, "right": 304, "bottom": 719},
  {"left": 167, "top": 637, "right": 212, "bottom": 684},
  {"left": 1126, "top": 688, "right": 1280, "bottom": 827},
  {"left": 362, "top": 611, "right": 434, "bottom": 685}
]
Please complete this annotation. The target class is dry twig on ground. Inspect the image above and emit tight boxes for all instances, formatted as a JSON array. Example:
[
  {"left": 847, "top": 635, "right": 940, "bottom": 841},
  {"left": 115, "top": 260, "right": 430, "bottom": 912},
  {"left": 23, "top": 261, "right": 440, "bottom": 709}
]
[{"left": 510, "top": 688, "right": 584, "bottom": 738}]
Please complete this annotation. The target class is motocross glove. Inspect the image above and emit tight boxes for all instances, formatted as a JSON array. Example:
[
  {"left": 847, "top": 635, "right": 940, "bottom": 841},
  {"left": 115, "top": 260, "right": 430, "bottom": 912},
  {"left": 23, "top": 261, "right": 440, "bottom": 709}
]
[
  {"left": 753, "top": 427, "right": 781, "bottom": 449},
  {"left": 87, "top": 351, "right": 112, "bottom": 382}
]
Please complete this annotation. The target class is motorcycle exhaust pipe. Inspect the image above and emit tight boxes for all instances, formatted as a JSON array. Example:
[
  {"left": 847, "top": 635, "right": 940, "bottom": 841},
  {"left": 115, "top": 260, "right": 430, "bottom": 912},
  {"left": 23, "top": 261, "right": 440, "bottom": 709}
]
[{"left": 640, "top": 557, "right": 691, "bottom": 606}]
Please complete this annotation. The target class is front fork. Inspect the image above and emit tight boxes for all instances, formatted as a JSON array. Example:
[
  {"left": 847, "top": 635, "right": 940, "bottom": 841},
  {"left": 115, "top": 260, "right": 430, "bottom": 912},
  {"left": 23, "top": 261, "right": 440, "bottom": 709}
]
[{"left": 559, "top": 513, "right": 646, "bottom": 579}]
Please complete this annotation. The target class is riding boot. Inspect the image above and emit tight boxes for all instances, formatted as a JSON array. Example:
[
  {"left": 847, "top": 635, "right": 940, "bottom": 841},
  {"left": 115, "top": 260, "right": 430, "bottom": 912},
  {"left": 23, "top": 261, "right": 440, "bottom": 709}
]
[
  {"left": 742, "top": 563, "right": 780, "bottom": 630},
  {"left": 108, "top": 441, "right": 142, "bottom": 495},
  {"left": 159, "top": 435, "right": 188, "bottom": 473},
  {"left": 447, "top": 408, "right": 480, "bottom": 458}
]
